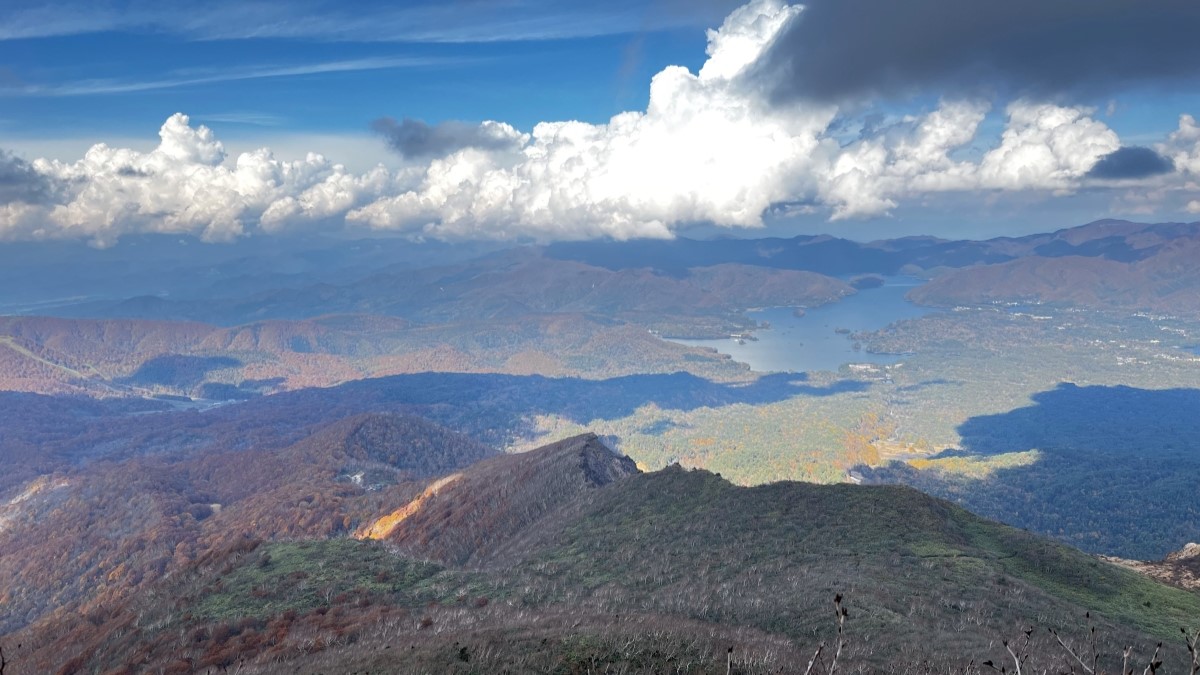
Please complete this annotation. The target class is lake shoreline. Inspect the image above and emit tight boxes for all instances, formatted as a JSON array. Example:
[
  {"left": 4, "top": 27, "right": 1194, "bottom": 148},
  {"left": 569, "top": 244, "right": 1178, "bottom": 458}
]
[{"left": 665, "top": 277, "right": 933, "bottom": 373}]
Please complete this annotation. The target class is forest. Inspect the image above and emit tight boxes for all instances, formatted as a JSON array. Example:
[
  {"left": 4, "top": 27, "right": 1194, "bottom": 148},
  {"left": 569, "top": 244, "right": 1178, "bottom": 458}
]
[{"left": 3, "top": 220, "right": 1200, "bottom": 672}]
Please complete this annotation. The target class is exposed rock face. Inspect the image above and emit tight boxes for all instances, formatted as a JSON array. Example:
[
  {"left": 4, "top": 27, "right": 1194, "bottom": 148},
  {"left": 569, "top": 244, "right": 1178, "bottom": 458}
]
[
  {"left": 1169, "top": 542, "right": 1200, "bottom": 560},
  {"left": 1101, "top": 543, "right": 1200, "bottom": 591},
  {"left": 575, "top": 434, "right": 640, "bottom": 486}
]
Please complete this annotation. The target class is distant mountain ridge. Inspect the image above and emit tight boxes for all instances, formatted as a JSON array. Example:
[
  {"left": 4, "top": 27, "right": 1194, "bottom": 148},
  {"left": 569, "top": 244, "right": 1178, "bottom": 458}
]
[
  {"left": 549, "top": 219, "right": 1200, "bottom": 314},
  {"left": 546, "top": 219, "right": 1200, "bottom": 275},
  {"left": 49, "top": 252, "right": 854, "bottom": 327},
  {"left": 28, "top": 219, "right": 1141, "bottom": 326},
  {"left": 0, "top": 310, "right": 752, "bottom": 398},
  {"left": 906, "top": 220, "right": 1200, "bottom": 312},
  {"left": 5, "top": 219, "right": 1199, "bottom": 330},
  {"left": 6, "top": 219, "right": 1200, "bottom": 401}
]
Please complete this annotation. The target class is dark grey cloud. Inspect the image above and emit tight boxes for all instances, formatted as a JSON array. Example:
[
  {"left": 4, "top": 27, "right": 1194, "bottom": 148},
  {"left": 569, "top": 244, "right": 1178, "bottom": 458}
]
[
  {"left": 751, "top": 0, "right": 1200, "bottom": 103},
  {"left": 0, "top": 150, "right": 52, "bottom": 204},
  {"left": 116, "top": 165, "right": 154, "bottom": 178},
  {"left": 372, "top": 117, "right": 519, "bottom": 159},
  {"left": 1087, "top": 146, "right": 1175, "bottom": 180}
]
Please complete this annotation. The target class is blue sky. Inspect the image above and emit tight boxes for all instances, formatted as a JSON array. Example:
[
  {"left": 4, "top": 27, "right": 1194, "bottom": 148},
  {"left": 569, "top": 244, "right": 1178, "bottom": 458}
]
[
  {"left": 0, "top": 1, "right": 730, "bottom": 136},
  {"left": 2, "top": 1, "right": 1191, "bottom": 145},
  {"left": 2, "top": 0, "right": 1199, "bottom": 244}
]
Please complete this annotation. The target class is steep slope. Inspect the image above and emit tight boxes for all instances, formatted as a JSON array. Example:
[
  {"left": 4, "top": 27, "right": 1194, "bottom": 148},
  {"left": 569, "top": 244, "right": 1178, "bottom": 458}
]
[
  {"left": 0, "top": 412, "right": 495, "bottom": 636},
  {"left": 282, "top": 412, "right": 496, "bottom": 481},
  {"left": 17, "top": 450, "right": 1199, "bottom": 674},
  {"left": 506, "top": 467, "right": 1200, "bottom": 645},
  {"left": 359, "top": 433, "right": 638, "bottom": 565}
]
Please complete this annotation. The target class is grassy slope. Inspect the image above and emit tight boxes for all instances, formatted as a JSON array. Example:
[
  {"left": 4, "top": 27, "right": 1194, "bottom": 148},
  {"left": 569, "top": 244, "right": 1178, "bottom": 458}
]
[
  {"left": 504, "top": 468, "right": 1200, "bottom": 646},
  {"left": 197, "top": 468, "right": 1200, "bottom": 671},
  {"left": 193, "top": 540, "right": 443, "bottom": 621},
  {"left": 15, "top": 457, "right": 1200, "bottom": 673}
]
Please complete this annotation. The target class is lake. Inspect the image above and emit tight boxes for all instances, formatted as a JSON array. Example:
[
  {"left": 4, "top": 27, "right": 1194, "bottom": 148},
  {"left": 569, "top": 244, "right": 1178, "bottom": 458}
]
[{"left": 669, "top": 277, "right": 933, "bottom": 373}]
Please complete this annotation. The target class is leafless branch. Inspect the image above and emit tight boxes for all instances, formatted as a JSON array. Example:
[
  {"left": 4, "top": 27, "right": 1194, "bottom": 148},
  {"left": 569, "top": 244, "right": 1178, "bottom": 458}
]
[
  {"left": 1183, "top": 627, "right": 1200, "bottom": 675},
  {"left": 1141, "top": 642, "right": 1162, "bottom": 675},
  {"left": 1004, "top": 641, "right": 1023, "bottom": 675},
  {"left": 1089, "top": 614, "right": 1099, "bottom": 675},
  {"left": 1050, "top": 627, "right": 1094, "bottom": 674},
  {"left": 804, "top": 642, "right": 826, "bottom": 675},
  {"left": 828, "top": 594, "right": 848, "bottom": 675}
]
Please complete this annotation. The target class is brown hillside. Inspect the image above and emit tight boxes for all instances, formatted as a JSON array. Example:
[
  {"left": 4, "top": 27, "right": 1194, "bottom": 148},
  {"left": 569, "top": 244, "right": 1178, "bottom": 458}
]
[
  {"left": 909, "top": 221, "right": 1200, "bottom": 313},
  {"left": 364, "top": 433, "right": 638, "bottom": 566},
  {"left": 1105, "top": 543, "right": 1200, "bottom": 591},
  {"left": 0, "top": 412, "right": 494, "bottom": 636}
]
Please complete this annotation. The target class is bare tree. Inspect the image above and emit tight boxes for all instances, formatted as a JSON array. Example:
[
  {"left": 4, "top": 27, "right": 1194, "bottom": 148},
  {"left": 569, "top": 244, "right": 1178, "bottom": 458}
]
[
  {"left": 1050, "top": 611, "right": 1097, "bottom": 674},
  {"left": 982, "top": 627, "right": 1031, "bottom": 675},
  {"left": 828, "top": 594, "right": 848, "bottom": 675},
  {"left": 1184, "top": 627, "right": 1200, "bottom": 675},
  {"left": 1140, "top": 642, "right": 1162, "bottom": 675}
]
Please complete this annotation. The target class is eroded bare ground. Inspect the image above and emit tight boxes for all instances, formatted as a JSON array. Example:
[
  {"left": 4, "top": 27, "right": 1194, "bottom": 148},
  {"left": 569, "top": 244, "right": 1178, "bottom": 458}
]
[{"left": 1102, "top": 543, "right": 1200, "bottom": 591}]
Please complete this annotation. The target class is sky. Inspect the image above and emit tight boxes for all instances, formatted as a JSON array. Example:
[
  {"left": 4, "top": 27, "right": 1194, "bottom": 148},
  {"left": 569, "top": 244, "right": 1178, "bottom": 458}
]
[{"left": 2, "top": 0, "right": 1200, "bottom": 245}]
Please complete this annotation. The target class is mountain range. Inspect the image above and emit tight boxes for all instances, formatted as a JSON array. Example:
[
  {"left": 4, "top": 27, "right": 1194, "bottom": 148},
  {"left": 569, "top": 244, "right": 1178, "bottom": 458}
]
[
  {"left": 3, "top": 426, "right": 1198, "bottom": 674},
  {"left": 5, "top": 219, "right": 1200, "bottom": 403},
  {"left": 3, "top": 219, "right": 1200, "bottom": 672}
]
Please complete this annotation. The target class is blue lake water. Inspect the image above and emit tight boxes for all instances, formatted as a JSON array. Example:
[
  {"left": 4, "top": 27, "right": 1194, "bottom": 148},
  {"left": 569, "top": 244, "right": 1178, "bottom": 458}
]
[{"left": 670, "top": 277, "right": 933, "bottom": 373}]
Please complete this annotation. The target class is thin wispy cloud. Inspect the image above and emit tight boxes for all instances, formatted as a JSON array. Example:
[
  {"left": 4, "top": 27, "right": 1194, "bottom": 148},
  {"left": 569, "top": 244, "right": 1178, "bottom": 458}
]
[
  {"left": 0, "top": 0, "right": 741, "bottom": 43},
  {"left": 0, "top": 56, "right": 465, "bottom": 97},
  {"left": 0, "top": 4, "right": 130, "bottom": 41},
  {"left": 194, "top": 112, "right": 288, "bottom": 127}
]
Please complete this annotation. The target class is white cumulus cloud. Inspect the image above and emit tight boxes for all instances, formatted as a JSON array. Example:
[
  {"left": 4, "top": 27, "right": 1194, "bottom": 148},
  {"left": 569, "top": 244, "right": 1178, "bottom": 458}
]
[
  {"left": 977, "top": 102, "right": 1120, "bottom": 191},
  {"left": 1162, "top": 114, "right": 1200, "bottom": 175},
  {"left": 0, "top": 0, "right": 1168, "bottom": 246},
  {"left": 817, "top": 100, "right": 1119, "bottom": 219},
  {"left": 349, "top": 0, "right": 836, "bottom": 240},
  {"left": 9, "top": 114, "right": 394, "bottom": 246}
]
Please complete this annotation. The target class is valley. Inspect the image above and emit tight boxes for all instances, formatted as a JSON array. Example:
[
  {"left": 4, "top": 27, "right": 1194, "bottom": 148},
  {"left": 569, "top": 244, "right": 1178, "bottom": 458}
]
[
  {"left": 7, "top": 1, "right": 1200, "bottom": 670},
  {"left": 666, "top": 276, "right": 932, "bottom": 373},
  {"left": 2, "top": 219, "right": 1200, "bottom": 672}
]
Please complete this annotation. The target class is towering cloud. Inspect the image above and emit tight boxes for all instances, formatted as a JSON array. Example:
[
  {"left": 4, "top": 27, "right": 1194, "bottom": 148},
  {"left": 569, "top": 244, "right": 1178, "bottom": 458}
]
[
  {"left": 350, "top": 0, "right": 834, "bottom": 240},
  {"left": 0, "top": 0, "right": 1190, "bottom": 246}
]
